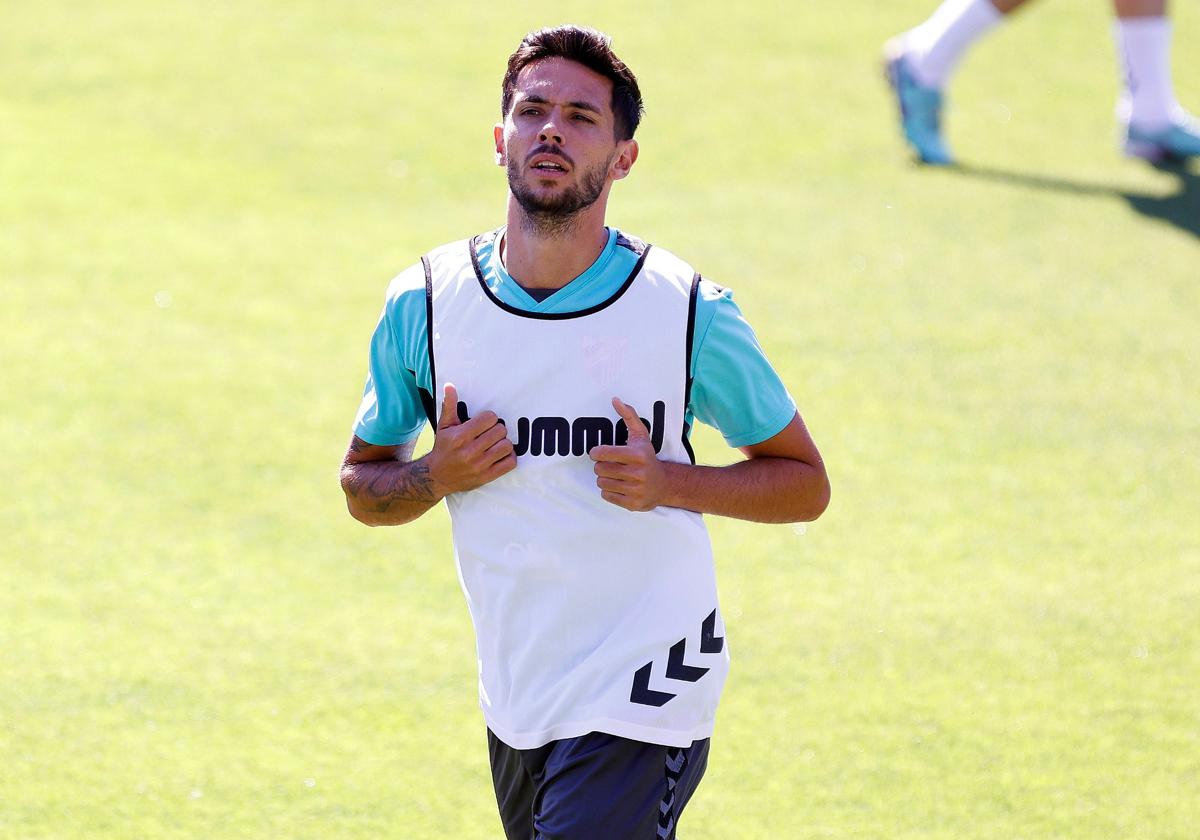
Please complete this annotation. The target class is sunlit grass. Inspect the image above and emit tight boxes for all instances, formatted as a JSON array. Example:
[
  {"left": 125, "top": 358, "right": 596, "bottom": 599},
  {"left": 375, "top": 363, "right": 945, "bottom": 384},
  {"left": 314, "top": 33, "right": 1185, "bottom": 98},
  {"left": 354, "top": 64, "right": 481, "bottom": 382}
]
[{"left": 3, "top": 1, "right": 1198, "bottom": 837}]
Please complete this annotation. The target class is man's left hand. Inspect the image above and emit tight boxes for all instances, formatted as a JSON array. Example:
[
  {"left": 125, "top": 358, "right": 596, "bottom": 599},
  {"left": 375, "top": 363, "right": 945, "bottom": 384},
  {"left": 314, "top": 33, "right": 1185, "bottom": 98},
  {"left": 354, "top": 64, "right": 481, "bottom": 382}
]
[{"left": 589, "top": 397, "right": 667, "bottom": 512}]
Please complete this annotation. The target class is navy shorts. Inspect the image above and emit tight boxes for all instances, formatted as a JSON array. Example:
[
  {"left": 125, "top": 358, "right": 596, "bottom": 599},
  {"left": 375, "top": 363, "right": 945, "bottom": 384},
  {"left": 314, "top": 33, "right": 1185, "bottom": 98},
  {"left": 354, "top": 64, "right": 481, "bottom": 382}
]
[{"left": 487, "top": 729, "right": 710, "bottom": 840}]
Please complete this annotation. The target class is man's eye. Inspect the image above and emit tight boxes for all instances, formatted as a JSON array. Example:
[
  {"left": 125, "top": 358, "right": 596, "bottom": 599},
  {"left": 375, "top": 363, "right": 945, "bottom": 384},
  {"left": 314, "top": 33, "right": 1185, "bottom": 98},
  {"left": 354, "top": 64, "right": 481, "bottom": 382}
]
[
  {"left": 521, "top": 108, "right": 540, "bottom": 116},
  {"left": 573, "top": 114, "right": 594, "bottom": 123}
]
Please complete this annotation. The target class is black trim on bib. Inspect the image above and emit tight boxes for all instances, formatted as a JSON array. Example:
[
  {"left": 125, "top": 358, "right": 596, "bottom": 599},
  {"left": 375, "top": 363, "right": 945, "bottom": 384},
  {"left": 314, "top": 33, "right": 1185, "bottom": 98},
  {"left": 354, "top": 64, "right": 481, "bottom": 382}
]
[
  {"left": 615, "top": 231, "right": 648, "bottom": 256},
  {"left": 416, "top": 384, "right": 436, "bottom": 428},
  {"left": 681, "top": 273, "right": 701, "bottom": 465},
  {"left": 468, "top": 233, "right": 652, "bottom": 321},
  {"left": 422, "top": 256, "right": 438, "bottom": 429}
]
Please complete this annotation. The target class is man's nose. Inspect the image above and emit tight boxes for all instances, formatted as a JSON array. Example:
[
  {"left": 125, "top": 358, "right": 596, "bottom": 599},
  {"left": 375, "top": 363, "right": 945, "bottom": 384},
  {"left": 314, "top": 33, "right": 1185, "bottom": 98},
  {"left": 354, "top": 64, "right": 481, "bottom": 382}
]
[{"left": 538, "top": 115, "right": 564, "bottom": 145}]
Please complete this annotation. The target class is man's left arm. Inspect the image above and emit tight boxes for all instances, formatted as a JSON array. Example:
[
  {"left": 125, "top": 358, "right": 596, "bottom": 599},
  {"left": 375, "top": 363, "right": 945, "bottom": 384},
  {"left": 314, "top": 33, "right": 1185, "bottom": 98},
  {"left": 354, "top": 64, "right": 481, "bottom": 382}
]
[{"left": 590, "top": 398, "right": 829, "bottom": 523}]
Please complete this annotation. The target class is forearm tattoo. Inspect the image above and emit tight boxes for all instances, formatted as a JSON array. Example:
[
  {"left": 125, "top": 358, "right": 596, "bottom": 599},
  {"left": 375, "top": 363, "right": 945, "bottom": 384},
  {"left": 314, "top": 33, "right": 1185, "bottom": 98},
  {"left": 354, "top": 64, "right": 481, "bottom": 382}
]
[{"left": 343, "top": 460, "right": 437, "bottom": 512}]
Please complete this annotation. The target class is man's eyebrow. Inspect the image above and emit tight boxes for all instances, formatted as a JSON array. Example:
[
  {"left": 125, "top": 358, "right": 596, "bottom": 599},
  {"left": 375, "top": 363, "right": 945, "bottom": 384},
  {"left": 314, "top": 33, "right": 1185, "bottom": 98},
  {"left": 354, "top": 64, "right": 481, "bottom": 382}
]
[{"left": 520, "top": 94, "right": 604, "bottom": 115}]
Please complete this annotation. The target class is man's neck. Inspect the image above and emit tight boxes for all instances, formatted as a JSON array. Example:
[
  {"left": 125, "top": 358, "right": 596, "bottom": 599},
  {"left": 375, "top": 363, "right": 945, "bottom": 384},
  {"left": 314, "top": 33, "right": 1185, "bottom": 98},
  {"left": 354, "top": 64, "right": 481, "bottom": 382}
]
[{"left": 501, "top": 199, "right": 610, "bottom": 290}]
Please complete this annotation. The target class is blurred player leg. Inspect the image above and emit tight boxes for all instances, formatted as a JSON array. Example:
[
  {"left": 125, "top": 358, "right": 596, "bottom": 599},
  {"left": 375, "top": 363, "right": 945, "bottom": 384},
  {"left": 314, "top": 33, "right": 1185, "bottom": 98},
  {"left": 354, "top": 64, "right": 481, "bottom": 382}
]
[
  {"left": 1113, "top": 0, "right": 1200, "bottom": 161},
  {"left": 884, "top": 0, "right": 1030, "bottom": 164}
]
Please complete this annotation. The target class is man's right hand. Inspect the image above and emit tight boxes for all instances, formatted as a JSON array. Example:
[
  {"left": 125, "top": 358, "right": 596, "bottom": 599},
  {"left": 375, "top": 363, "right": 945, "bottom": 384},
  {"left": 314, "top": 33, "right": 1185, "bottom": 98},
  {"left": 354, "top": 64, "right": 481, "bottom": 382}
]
[{"left": 427, "top": 383, "right": 517, "bottom": 496}]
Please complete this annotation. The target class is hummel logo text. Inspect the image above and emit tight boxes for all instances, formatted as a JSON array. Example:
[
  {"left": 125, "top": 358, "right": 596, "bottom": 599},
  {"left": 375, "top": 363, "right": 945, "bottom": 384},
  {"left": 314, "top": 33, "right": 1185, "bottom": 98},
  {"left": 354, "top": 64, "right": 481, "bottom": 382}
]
[{"left": 455, "top": 400, "right": 667, "bottom": 457}]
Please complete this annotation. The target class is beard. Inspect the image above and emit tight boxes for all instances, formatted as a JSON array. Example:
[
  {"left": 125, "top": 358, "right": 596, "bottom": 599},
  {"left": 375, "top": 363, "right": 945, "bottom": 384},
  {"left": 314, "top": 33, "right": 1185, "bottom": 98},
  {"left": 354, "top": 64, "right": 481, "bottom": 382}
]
[{"left": 507, "top": 149, "right": 613, "bottom": 238}]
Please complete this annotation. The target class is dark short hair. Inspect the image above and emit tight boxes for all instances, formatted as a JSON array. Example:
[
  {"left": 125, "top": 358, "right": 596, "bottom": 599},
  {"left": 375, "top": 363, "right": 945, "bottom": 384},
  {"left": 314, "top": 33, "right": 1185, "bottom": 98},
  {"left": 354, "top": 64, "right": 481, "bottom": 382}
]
[{"left": 501, "top": 25, "right": 644, "bottom": 141}]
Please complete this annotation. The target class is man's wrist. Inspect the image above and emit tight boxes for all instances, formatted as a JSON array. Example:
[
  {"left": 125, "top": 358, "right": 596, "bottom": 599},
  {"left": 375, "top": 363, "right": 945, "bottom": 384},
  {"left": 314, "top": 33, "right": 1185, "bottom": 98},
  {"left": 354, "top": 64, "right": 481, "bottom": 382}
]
[
  {"left": 658, "top": 460, "right": 695, "bottom": 511},
  {"left": 417, "top": 452, "right": 452, "bottom": 502}
]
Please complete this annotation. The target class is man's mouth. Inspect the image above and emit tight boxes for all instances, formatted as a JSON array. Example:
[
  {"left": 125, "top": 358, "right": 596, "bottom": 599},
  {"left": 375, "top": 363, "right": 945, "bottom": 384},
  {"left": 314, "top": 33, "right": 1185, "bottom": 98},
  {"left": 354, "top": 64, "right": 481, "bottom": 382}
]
[{"left": 527, "top": 149, "right": 574, "bottom": 175}]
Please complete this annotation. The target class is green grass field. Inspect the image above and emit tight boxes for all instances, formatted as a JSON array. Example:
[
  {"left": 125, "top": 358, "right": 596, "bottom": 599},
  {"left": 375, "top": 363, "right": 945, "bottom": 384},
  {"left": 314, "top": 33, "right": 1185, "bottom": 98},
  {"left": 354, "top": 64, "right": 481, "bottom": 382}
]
[{"left": 3, "top": 1, "right": 1198, "bottom": 837}]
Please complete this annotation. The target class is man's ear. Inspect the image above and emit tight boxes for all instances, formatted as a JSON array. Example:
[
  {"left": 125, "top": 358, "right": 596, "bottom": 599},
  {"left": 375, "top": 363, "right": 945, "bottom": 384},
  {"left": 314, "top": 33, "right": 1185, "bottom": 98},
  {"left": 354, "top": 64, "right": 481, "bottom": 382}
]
[
  {"left": 494, "top": 124, "right": 506, "bottom": 167},
  {"left": 610, "top": 139, "right": 639, "bottom": 181}
]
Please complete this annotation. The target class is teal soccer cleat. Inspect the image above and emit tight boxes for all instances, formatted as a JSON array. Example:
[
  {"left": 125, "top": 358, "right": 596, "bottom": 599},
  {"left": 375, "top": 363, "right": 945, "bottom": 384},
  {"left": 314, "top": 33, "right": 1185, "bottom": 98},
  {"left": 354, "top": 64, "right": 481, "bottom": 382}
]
[
  {"left": 1124, "top": 114, "right": 1200, "bottom": 162},
  {"left": 884, "top": 40, "right": 954, "bottom": 166}
]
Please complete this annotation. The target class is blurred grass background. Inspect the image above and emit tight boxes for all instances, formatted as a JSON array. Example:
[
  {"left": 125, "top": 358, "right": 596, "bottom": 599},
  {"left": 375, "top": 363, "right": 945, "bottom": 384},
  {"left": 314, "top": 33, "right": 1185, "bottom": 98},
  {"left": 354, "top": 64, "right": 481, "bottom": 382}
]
[{"left": 2, "top": 1, "right": 1198, "bottom": 837}]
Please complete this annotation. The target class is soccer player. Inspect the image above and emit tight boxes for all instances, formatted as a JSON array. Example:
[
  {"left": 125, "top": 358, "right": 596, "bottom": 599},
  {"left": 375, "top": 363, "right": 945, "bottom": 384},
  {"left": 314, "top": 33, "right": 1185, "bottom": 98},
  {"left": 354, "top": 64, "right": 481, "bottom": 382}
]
[
  {"left": 340, "top": 25, "right": 830, "bottom": 840},
  {"left": 885, "top": 0, "right": 1200, "bottom": 164}
]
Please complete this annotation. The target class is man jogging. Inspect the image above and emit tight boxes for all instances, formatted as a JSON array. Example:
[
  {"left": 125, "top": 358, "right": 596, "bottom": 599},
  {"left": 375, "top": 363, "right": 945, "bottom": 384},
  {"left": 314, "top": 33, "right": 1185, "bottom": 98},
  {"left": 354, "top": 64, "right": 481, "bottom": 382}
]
[{"left": 341, "top": 25, "right": 830, "bottom": 839}]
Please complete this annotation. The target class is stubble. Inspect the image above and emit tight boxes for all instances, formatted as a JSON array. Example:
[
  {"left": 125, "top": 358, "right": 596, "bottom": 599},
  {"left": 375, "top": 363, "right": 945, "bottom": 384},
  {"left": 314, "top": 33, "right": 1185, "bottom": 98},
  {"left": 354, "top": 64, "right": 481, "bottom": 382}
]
[{"left": 507, "top": 150, "right": 614, "bottom": 238}]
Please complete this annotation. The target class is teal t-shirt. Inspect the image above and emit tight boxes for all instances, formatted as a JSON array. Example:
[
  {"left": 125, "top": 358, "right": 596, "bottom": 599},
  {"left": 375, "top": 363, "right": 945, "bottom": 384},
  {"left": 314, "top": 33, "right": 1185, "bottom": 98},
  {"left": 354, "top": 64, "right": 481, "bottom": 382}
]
[{"left": 353, "top": 228, "right": 796, "bottom": 449}]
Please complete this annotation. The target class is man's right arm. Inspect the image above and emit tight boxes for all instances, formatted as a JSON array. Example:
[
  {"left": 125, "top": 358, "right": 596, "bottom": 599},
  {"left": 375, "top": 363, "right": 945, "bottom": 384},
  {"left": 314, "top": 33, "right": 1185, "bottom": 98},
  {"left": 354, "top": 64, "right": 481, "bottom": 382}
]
[
  {"left": 341, "top": 384, "right": 516, "bottom": 526},
  {"left": 340, "top": 436, "right": 439, "bottom": 526}
]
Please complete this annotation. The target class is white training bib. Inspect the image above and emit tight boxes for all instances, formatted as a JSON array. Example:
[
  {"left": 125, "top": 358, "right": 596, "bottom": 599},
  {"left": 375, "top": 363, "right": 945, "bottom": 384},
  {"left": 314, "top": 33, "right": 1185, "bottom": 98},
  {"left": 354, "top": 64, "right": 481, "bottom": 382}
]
[{"left": 425, "top": 231, "right": 729, "bottom": 750}]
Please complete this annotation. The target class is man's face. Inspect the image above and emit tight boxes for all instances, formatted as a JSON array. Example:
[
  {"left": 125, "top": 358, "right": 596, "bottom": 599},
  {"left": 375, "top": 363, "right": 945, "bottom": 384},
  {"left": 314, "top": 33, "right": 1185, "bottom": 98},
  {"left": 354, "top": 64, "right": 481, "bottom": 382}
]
[{"left": 495, "top": 57, "right": 637, "bottom": 219}]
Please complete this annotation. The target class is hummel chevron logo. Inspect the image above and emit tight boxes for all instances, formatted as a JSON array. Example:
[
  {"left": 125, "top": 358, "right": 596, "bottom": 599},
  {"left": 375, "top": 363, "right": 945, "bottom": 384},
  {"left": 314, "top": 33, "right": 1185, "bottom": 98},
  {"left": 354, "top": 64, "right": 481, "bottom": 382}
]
[
  {"left": 630, "top": 663, "right": 676, "bottom": 707},
  {"left": 700, "top": 609, "right": 724, "bottom": 654},
  {"left": 629, "top": 610, "right": 726, "bottom": 707},
  {"left": 665, "top": 639, "right": 709, "bottom": 682}
]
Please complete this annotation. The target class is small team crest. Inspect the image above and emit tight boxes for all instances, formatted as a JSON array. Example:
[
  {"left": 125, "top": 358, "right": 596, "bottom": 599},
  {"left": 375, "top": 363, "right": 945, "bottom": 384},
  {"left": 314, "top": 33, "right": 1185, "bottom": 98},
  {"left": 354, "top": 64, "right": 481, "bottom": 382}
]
[{"left": 579, "top": 335, "right": 629, "bottom": 387}]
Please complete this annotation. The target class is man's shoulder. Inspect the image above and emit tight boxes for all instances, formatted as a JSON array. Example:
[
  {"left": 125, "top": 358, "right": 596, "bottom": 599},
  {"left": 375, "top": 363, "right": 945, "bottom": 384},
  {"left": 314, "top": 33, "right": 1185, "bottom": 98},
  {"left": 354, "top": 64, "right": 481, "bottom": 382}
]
[
  {"left": 383, "top": 232, "right": 495, "bottom": 302},
  {"left": 609, "top": 229, "right": 735, "bottom": 304},
  {"left": 426, "top": 233, "right": 486, "bottom": 262},
  {"left": 382, "top": 261, "right": 426, "bottom": 304},
  {"left": 423, "top": 231, "right": 500, "bottom": 284},
  {"left": 619, "top": 233, "right": 704, "bottom": 293}
]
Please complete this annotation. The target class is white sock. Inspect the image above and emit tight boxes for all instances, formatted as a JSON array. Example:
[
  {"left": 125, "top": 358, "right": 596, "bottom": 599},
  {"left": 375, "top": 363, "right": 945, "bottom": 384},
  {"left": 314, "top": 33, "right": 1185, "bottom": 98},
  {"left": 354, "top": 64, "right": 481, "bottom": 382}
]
[
  {"left": 902, "top": 0, "right": 1004, "bottom": 89},
  {"left": 1114, "top": 17, "right": 1182, "bottom": 131}
]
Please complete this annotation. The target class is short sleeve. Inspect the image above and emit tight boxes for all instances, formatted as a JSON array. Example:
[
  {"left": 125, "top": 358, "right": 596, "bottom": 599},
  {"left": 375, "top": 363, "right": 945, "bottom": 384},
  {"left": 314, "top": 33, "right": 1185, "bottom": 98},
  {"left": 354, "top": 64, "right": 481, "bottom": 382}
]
[
  {"left": 351, "top": 266, "right": 432, "bottom": 446},
  {"left": 688, "top": 282, "right": 797, "bottom": 448}
]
